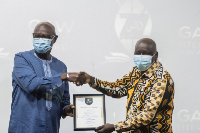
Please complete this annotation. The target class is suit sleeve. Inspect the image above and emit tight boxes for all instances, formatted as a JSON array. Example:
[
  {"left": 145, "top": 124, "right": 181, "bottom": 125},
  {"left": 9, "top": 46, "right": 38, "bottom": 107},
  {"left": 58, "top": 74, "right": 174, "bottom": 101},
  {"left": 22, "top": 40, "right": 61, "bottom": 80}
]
[{"left": 13, "top": 54, "right": 62, "bottom": 93}]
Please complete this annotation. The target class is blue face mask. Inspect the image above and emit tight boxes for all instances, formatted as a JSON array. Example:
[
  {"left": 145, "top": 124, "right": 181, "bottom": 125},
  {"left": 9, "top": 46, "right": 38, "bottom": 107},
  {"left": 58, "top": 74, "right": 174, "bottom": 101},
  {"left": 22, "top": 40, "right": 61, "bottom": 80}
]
[
  {"left": 134, "top": 54, "right": 153, "bottom": 71},
  {"left": 33, "top": 38, "right": 52, "bottom": 53}
]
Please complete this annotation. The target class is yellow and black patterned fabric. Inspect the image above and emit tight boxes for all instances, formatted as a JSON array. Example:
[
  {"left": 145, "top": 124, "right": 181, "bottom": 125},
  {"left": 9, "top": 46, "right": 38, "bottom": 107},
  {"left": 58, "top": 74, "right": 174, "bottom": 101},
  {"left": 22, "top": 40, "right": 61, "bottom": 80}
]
[{"left": 90, "top": 60, "right": 174, "bottom": 133}]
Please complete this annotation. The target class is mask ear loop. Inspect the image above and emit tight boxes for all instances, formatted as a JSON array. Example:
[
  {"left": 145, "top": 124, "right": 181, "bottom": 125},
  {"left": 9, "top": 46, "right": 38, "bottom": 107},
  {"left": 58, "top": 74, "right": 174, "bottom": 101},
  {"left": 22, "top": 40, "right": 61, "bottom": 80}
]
[
  {"left": 151, "top": 52, "right": 158, "bottom": 64},
  {"left": 50, "top": 35, "right": 57, "bottom": 47}
]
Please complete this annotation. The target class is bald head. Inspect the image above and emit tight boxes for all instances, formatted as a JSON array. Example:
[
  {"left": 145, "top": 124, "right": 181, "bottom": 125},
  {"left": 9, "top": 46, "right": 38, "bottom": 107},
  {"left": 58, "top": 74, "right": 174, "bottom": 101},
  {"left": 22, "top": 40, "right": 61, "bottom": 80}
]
[
  {"left": 134, "top": 38, "right": 158, "bottom": 63},
  {"left": 34, "top": 22, "right": 56, "bottom": 35},
  {"left": 134, "top": 38, "right": 157, "bottom": 56}
]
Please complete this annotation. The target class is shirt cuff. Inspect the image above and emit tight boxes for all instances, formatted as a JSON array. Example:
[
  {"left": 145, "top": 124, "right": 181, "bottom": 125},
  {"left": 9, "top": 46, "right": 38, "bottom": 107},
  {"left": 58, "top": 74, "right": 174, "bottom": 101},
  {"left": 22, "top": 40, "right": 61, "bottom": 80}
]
[
  {"left": 62, "top": 104, "right": 70, "bottom": 117},
  {"left": 114, "top": 122, "right": 122, "bottom": 131},
  {"left": 89, "top": 77, "right": 98, "bottom": 88},
  {"left": 63, "top": 104, "right": 70, "bottom": 110},
  {"left": 114, "top": 121, "right": 136, "bottom": 132}
]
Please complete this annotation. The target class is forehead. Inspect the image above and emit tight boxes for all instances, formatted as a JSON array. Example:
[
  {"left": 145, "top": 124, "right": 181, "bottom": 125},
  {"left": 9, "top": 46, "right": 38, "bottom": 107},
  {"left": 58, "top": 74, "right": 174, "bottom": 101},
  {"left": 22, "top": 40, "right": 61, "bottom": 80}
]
[
  {"left": 134, "top": 42, "right": 155, "bottom": 55},
  {"left": 34, "top": 25, "right": 54, "bottom": 35}
]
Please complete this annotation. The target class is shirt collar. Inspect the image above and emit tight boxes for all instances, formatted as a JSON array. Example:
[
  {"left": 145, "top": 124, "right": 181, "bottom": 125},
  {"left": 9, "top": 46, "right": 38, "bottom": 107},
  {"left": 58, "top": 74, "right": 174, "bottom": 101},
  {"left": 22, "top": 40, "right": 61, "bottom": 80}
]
[{"left": 34, "top": 52, "right": 52, "bottom": 63}]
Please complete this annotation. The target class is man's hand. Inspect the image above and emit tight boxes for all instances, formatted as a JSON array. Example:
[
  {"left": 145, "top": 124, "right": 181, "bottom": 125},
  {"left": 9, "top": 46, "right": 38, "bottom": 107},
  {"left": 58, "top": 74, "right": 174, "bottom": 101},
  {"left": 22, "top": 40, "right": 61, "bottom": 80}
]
[
  {"left": 64, "top": 104, "right": 75, "bottom": 117},
  {"left": 61, "top": 72, "right": 94, "bottom": 86},
  {"left": 79, "top": 72, "right": 94, "bottom": 84},
  {"left": 75, "top": 72, "right": 95, "bottom": 86},
  {"left": 95, "top": 124, "right": 115, "bottom": 133},
  {"left": 60, "top": 72, "right": 86, "bottom": 85}
]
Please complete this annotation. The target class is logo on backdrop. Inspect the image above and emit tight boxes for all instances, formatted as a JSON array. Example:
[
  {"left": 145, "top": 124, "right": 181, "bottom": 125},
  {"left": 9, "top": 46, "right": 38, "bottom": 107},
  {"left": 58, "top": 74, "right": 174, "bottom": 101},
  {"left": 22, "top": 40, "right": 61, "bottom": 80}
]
[
  {"left": 175, "top": 109, "right": 200, "bottom": 132},
  {"left": 85, "top": 98, "right": 93, "bottom": 105},
  {"left": 178, "top": 26, "right": 200, "bottom": 55},
  {"left": 178, "top": 109, "right": 200, "bottom": 122},
  {"left": 115, "top": 0, "right": 152, "bottom": 54}
]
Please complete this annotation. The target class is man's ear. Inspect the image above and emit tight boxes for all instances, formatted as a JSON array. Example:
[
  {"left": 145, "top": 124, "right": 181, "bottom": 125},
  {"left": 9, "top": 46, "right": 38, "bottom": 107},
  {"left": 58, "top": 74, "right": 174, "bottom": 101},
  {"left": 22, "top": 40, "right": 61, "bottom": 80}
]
[
  {"left": 152, "top": 51, "right": 158, "bottom": 63},
  {"left": 52, "top": 35, "right": 58, "bottom": 44},
  {"left": 154, "top": 51, "right": 158, "bottom": 61},
  {"left": 156, "top": 51, "right": 158, "bottom": 57}
]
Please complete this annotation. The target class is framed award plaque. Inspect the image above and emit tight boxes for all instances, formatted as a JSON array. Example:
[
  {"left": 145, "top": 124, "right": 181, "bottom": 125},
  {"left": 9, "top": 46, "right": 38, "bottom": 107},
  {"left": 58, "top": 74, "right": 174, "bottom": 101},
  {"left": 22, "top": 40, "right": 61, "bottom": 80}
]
[{"left": 73, "top": 94, "right": 106, "bottom": 131}]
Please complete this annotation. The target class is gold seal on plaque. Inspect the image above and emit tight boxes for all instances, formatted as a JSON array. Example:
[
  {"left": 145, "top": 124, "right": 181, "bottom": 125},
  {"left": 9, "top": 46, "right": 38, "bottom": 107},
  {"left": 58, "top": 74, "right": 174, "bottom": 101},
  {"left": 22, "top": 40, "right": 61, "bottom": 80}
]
[{"left": 85, "top": 98, "right": 93, "bottom": 105}]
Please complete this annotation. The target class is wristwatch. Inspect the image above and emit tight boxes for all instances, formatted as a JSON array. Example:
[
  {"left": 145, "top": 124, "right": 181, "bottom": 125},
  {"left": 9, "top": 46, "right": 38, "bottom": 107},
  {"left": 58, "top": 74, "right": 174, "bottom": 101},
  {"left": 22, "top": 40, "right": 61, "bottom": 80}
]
[{"left": 66, "top": 73, "right": 69, "bottom": 79}]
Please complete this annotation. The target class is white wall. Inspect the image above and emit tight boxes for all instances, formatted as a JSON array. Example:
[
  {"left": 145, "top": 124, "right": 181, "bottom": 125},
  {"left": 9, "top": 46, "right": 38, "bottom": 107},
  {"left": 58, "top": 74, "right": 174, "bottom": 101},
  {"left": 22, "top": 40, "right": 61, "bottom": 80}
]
[{"left": 0, "top": 0, "right": 200, "bottom": 132}]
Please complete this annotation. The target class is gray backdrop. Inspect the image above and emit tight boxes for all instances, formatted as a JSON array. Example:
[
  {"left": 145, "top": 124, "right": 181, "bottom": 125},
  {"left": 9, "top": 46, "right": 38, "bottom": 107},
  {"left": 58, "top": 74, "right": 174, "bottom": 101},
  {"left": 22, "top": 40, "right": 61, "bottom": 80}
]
[{"left": 0, "top": 0, "right": 200, "bottom": 133}]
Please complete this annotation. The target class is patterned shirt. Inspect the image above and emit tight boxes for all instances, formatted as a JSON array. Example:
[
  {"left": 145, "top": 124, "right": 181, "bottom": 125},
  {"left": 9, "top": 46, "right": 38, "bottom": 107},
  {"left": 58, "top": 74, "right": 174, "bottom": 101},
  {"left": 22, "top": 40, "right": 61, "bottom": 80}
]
[{"left": 90, "top": 60, "right": 174, "bottom": 133}]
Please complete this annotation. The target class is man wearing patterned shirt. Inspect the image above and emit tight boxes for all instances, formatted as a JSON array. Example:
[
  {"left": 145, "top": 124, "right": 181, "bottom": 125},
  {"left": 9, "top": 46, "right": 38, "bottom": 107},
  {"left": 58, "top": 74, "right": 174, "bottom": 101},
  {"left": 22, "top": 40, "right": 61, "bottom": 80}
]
[{"left": 76, "top": 38, "right": 174, "bottom": 133}]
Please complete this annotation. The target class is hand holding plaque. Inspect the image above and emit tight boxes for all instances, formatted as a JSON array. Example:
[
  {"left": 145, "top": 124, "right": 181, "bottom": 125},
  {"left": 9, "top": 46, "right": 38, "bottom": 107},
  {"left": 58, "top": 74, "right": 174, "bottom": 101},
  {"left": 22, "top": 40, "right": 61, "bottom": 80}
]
[{"left": 95, "top": 124, "right": 115, "bottom": 133}]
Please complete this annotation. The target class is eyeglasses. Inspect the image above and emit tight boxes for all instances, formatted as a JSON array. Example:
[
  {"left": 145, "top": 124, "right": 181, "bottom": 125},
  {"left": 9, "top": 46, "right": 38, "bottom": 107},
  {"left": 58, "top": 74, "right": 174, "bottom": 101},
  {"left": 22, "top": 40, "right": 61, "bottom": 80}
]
[
  {"left": 33, "top": 38, "right": 53, "bottom": 41},
  {"left": 33, "top": 33, "right": 57, "bottom": 39}
]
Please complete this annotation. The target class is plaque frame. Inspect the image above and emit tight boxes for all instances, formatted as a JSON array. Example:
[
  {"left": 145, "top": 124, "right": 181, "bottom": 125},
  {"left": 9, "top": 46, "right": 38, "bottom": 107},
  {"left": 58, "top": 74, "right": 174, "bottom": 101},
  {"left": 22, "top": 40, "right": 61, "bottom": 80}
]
[{"left": 73, "top": 94, "right": 106, "bottom": 131}]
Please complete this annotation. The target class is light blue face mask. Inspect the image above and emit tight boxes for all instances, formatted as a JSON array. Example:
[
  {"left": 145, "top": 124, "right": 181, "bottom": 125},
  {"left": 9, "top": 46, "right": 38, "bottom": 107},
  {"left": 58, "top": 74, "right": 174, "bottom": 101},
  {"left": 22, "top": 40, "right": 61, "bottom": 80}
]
[
  {"left": 134, "top": 54, "right": 153, "bottom": 71},
  {"left": 33, "top": 38, "right": 52, "bottom": 53}
]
